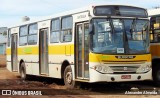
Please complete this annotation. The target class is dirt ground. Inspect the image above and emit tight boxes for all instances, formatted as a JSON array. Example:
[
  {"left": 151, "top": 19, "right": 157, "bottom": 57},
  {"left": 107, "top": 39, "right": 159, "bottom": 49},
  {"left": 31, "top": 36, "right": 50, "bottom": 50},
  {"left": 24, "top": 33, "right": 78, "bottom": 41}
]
[
  {"left": 0, "top": 67, "right": 160, "bottom": 98},
  {"left": 0, "top": 55, "right": 6, "bottom": 67},
  {"left": 0, "top": 55, "right": 160, "bottom": 98}
]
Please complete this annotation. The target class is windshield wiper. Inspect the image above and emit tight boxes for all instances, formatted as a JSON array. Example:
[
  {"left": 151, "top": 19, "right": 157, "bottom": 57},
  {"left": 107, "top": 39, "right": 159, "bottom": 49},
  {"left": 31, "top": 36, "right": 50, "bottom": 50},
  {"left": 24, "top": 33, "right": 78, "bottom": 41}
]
[{"left": 130, "top": 18, "right": 137, "bottom": 39}]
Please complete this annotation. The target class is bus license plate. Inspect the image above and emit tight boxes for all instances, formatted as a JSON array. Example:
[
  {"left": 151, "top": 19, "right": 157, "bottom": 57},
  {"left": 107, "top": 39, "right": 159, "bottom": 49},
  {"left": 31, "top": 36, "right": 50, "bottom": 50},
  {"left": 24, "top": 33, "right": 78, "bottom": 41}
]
[{"left": 121, "top": 75, "right": 131, "bottom": 79}]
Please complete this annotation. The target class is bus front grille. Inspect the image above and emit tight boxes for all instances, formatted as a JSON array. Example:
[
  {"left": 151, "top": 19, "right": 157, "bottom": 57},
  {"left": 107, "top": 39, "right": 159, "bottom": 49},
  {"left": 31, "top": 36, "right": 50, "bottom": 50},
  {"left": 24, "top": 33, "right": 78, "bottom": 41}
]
[{"left": 110, "top": 66, "right": 140, "bottom": 73}]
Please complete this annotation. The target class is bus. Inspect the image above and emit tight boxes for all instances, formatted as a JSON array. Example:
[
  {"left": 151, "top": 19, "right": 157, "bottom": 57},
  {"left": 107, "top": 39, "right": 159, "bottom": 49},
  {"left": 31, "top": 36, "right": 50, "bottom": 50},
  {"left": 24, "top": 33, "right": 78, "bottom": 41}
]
[
  {"left": 148, "top": 8, "right": 160, "bottom": 86},
  {"left": 7, "top": 5, "right": 152, "bottom": 88}
]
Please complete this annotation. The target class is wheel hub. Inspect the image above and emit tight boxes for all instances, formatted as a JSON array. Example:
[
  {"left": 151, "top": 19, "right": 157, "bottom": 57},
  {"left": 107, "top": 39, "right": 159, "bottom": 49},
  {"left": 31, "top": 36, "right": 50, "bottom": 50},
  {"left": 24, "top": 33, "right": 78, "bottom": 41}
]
[
  {"left": 21, "top": 67, "right": 25, "bottom": 78},
  {"left": 66, "top": 72, "right": 72, "bottom": 84}
]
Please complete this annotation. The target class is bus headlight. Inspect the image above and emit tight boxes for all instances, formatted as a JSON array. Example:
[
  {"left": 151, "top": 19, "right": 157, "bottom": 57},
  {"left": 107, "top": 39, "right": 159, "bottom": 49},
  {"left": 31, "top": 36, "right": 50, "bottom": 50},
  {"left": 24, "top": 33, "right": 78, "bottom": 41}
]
[
  {"left": 96, "top": 66, "right": 103, "bottom": 72},
  {"left": 92, "top": 65, "right": 113, "bottom": 74},
  {"left": 136, "top": 65, "right": 151, "bottom": 73}
]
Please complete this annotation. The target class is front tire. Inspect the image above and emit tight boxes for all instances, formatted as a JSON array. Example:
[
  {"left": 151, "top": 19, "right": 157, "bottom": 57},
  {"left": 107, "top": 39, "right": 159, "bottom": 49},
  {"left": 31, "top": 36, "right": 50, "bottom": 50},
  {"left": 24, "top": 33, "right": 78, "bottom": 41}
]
[
  {"left": 153, "top": 63, "right": 160, "bottom": 86},
  {"left": 64, "top": 66, "right": 75, "bottom": 89},
  {"left": 20, "top": 62, "right": 27, "bottom": 80}
]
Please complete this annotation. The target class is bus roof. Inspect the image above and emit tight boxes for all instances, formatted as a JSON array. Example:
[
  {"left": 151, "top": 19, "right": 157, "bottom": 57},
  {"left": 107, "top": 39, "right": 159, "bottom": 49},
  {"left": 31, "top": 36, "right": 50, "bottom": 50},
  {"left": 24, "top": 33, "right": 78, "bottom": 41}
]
[
  {"left": 9, "top": 4, "right": 147, "bottom": 28},
  {"left": 9, "top": 6, "right": 89, "bottom": 28}
]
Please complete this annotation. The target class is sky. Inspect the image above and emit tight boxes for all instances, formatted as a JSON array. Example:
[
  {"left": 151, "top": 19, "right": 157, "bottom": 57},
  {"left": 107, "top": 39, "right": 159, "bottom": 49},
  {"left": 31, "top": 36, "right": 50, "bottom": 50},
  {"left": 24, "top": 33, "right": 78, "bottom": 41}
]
[{"left": 0, "top": 0, "right": 160, "bottom": 27}]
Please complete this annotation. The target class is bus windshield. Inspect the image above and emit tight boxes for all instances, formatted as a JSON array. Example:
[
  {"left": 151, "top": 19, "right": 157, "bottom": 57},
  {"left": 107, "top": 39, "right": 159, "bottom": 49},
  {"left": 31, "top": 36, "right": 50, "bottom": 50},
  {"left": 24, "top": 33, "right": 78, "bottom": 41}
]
[{"left": 91, "top": 18, "right": 149, "bottom": 54}]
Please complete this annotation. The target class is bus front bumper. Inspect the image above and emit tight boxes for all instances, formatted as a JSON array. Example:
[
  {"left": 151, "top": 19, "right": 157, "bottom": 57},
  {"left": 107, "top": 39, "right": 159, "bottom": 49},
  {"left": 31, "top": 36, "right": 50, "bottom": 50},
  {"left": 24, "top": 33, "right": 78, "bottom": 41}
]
[{"left": 89, "top": 69, "right": 152, "bottom": 82}]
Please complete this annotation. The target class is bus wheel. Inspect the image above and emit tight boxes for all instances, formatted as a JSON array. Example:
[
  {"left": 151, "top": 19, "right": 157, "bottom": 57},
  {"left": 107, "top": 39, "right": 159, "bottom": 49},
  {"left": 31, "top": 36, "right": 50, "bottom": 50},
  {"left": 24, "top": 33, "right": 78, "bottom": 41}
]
[
  {"left": 20, "top": 62, "right": 27, "bottom": 80},
  {"left": 64, "top": 66, "right": 75, "bottom": 89},
  {"left": 153, "top": 63, "right": 160, "bottom": 86}
]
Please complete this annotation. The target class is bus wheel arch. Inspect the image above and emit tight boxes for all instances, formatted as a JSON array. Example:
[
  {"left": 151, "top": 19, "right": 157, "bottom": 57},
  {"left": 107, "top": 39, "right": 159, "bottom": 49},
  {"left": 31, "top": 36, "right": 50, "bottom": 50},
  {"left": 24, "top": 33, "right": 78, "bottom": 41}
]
[
  {"left": 19, "top": 60, "right": 27, "bottom": 80},
  {"left": 61, "top": 60, "right": 70, "bottom": 79},
  {"left": 19, "top": 60, "right": 24, "bottom": 72},
  {"left": 64, "top": 65, "right": 76, "bottom": 89},
  {"left": 61, "top": 60, "right": 75, "bottom": 89},
  {"left": 152, "top": 58, "right": 160, "bottom": 86}
]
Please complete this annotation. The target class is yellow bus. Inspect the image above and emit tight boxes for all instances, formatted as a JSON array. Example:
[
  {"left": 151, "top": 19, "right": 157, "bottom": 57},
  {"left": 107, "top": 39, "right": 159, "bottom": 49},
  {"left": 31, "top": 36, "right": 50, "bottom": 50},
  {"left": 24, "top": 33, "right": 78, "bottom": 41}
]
[
  {"left": 7, "top": 5, "right": 152, "bottom": 88},
  {"left": 148, "top": 8, "right": 160, "bottom": 86}
]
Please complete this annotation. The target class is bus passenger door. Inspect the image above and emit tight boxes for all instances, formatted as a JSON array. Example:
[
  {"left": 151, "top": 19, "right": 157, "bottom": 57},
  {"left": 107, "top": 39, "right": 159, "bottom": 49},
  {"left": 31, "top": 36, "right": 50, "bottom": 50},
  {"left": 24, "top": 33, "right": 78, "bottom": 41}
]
[
  {"left": 11, "top": 34, "right": 18, "bottom": 72},
  {"left": 39, "top": 28, "right": 49, "bottom": 75},
  {"left": 76, "top": 22, "right": 89, "bottom": 79}
]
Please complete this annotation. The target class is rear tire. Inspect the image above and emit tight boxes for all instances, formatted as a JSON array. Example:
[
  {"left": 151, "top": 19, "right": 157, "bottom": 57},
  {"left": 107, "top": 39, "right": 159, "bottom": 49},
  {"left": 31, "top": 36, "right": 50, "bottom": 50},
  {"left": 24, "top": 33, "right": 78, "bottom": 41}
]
[
  {"left": 153, "top": 63, "right": 160, "bottom": 86},
  {"left": 64, "top": 66, "right": 76, "bottom": 89},
  {"left": 20, "top": 62, "right": 27, "bottom": 80}
]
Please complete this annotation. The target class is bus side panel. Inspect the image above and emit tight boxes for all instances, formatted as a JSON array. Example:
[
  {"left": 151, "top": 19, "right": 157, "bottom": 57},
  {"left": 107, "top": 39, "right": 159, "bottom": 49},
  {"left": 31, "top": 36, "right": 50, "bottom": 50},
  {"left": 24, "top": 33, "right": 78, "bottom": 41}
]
[
  {"left": 31, "top": 63, "right": 39, "bottom": 75},
  {"left": 49, "top": 64, "right": 61, "bottom": 79},
  {"left": 48, "top": 44, "right": 74, "bottom": 78},
  {"left": 6, "top": 48, "right": 12, "bottom": 71},
  {"left": 18, "top": 55, "right": 32, "bottom": 75},
  {"left": 7, "top": 56, "right": 12, "bottom": 72},
  {"left": 48, "top": 54, "right": 74, "bottom": 78},
  {"left": 17, "top": 46, "right": 39, "bottom": 75}
]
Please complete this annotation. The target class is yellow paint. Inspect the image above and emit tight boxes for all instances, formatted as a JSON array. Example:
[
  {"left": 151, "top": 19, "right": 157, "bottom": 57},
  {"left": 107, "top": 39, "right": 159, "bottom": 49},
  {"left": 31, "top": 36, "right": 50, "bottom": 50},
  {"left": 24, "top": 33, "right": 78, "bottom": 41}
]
[
  {"left": 89, "top": 53, "right": 151, "bottom": 62},
  {"left": 154, "top": 23, "right": 160, "bottom": 29},
  {"left": 150, "top": 33, "right": 153, "bottom": 41},
  {"left": 6, "top": 46, "right": 39, "bottom": 55},
  {"left": 82, "top": 48, "right": 84, "bottom": 59},
  {"left": 6, "top": 48, "right": 11, "bottom": 55},
  {"left": 65, "top": 45, "right": 71, "bottom": 55},
  {"left": 49, "top": 44, "right": 74, "bottom": 55},
  {"left": 6, "top": 44, "right": 151, "bottom": 63},
  {"left": 21, "top": 46, "right": 38, "bottom": 55},
  {"left": 6, "top": 44, "right": 74, "bottom": 55}
]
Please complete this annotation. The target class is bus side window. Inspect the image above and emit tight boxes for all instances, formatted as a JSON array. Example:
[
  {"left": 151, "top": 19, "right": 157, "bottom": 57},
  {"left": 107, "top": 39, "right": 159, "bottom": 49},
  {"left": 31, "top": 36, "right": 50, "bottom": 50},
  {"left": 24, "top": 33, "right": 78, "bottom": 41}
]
[
  {"left": 61, "top": 16, "right": 73, "bottom": 42},
  {"left": 61, "top": 30, "right": 72, "bottom": 42},
  {"left": 51, "top": 18, "right": 60, "bottom": 43},
  {"left": 28, "top": 23, "right": 38, "bottom": 45},
  {"left": 19, "top": 25, "right": 28, "bottom": 46}
]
